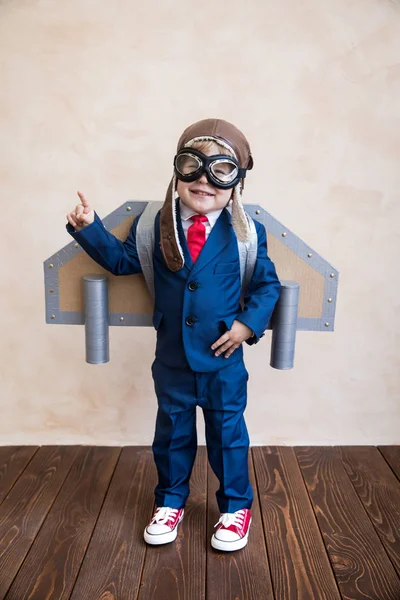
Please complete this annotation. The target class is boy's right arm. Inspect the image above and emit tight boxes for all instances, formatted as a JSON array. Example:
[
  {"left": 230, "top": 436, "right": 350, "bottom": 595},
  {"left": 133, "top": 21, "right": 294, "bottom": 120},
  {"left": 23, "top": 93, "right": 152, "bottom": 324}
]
[{"left": 66, "top": 191, "right": 142, "bottom": 276}]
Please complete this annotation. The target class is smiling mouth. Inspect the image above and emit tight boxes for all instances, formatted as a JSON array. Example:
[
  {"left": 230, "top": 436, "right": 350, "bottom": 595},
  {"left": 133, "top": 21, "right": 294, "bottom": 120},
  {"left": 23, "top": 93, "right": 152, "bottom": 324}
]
[{"left": 190, "top": 189, "right": 215, "bottom": 197}]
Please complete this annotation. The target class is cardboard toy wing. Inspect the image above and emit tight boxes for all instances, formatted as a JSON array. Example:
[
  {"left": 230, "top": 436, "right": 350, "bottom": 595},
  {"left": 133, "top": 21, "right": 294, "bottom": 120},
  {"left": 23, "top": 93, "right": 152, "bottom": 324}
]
[{"left": 44, "top": 201, "right": 339, "bottom": 368}]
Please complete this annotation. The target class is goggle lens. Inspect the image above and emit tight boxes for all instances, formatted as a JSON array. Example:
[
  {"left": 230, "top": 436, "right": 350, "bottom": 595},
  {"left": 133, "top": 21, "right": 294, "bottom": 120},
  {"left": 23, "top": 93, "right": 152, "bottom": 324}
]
[
  {"left": 175, "top": 153, "right": 202, "bottom": 176},
  {"left": 210, "top": 159, "right": 238, "bottom": 183}
]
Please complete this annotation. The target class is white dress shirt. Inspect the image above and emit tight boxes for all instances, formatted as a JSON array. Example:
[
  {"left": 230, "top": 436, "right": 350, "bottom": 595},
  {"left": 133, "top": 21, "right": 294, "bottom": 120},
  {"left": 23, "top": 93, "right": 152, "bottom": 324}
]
[{"left": 179, "top": 199, "right": 223, "bottom": 241}]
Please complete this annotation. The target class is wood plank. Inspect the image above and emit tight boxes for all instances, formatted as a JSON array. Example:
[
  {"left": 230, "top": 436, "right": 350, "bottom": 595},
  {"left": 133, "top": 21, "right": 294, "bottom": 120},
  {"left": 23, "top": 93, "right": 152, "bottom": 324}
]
[
  {"left": 379, "top": 446, "right": 400, "bottom": 481},
  {"left": 69, "top": 447, "right": 156, "bottom": 600},
  {"left": 0, "top": 446, "right": 38, "bottom": 505},
  {"left": 0, "top": 446, "right": 79, "bottom": 597},
  {"left": 253, "top": 446, "right": 340, "bottom": 600},
  {"left": 206, "top": 450, "right": 275, "bottom": 600},
  {"left": 5, "top": 446, "right": 120, "bottom": 600},
  {"left": 138, "top": 446, "right": 207, "bottom": 600},
  {"left": 295, "top": 446, "right": 400, "bottom": 600},
  {"left": 338, "top": 446, "right": 400, "bottom": 577}
]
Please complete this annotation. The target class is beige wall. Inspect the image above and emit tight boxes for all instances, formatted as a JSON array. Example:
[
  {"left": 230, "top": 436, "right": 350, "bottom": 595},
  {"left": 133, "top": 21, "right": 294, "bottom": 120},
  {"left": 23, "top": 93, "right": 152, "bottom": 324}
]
[{"left": 1, "top": 0, "right": 399, "bottom": 445}]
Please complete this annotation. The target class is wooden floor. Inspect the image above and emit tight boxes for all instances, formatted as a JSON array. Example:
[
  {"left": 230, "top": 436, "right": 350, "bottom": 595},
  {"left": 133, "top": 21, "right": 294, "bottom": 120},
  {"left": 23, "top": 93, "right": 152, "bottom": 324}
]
[{"left": 0, "top": 446, "right": 399, "bottom": 600}]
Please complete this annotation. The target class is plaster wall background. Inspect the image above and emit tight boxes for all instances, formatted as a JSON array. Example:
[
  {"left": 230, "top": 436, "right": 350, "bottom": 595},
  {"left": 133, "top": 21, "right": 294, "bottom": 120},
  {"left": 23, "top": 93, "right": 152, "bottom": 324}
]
[{"left": 0, "top": 0, "right": 399, "bottom": 445}]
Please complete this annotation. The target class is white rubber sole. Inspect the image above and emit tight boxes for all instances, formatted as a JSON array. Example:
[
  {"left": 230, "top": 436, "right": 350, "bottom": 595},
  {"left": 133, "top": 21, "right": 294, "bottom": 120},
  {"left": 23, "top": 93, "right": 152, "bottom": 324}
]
[
  {"left": 211, "top": 519, "right": 251, "bottom": 552},
  {"left": 143, "top": 513, "right": 184, "bottom": 545}
]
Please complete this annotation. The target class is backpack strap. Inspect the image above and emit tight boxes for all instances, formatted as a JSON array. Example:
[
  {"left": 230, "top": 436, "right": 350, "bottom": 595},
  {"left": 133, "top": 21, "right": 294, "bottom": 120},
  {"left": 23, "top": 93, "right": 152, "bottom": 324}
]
[
  {"left": 238, "top": 213, "right": 258, "bottom": 307},
  {"left": 136, "top": 202, "right": 160, "bottom": 300}
]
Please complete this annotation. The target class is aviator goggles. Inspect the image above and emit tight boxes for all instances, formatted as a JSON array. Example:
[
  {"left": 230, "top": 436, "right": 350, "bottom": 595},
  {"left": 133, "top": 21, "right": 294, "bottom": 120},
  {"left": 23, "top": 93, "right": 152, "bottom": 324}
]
[{"left": 173, "top": 148, "right": 247, "bottom": 190}]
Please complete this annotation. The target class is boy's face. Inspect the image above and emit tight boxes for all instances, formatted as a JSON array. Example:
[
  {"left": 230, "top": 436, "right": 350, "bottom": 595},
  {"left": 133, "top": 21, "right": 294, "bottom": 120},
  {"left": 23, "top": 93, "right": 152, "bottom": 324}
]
[{"left": 176, "top": 143, "right": 233, "bottom": 215}]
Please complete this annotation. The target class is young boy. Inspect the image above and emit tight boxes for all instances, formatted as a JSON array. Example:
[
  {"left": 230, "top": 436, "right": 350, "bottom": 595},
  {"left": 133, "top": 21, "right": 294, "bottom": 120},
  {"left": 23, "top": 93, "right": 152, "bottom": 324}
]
[{"left": 66, "top": 118, "right": 281, "bottom": 552}]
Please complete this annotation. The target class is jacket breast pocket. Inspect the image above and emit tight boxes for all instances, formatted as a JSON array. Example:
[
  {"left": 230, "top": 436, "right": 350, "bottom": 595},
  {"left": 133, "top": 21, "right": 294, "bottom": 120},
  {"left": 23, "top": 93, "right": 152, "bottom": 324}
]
[
  {"left": 214, "top": 262, "right": 240, "bottom": 275},
  {"left": 152, "top": 309, "right": 164, "bottom": 331}
]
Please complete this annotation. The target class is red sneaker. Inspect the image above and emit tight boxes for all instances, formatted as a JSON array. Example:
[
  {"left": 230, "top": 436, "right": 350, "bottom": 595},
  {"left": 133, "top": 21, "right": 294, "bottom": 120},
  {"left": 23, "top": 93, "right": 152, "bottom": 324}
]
[
  {"left": 211, "top": 508, "right": 252, "bottom": 551},
  {"left": 144, "top": 507, "right": 184, "bottom": 545}
]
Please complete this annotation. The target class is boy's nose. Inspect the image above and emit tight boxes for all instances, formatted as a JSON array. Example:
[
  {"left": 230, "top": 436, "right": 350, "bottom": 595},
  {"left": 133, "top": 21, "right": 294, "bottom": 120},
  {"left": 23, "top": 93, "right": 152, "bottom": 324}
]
[{"left": 197, "top": 172, "right": 208, "bottom": 184}]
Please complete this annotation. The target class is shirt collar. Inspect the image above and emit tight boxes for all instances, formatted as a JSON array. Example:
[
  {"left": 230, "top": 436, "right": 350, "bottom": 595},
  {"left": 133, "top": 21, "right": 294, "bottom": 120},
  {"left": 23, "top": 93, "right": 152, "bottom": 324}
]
[{"left": 179, "top": 198, "right": 224, "bottom": 228}]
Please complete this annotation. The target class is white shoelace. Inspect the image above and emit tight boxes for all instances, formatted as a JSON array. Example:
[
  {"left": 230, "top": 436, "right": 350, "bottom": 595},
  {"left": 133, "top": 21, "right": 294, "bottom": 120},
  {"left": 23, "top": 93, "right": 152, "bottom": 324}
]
[
  {"left": 152, "top": 507, "right": 179, "bottom": 525},
  {"left": 214, "top": 509, "right": 245, "bottom": 529}
]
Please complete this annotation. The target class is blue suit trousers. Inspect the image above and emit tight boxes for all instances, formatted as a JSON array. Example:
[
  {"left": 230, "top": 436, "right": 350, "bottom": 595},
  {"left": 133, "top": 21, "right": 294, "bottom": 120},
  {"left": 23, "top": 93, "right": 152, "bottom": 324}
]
[{"left": 151, "top": 359, "right": 253, "bottom": 513}]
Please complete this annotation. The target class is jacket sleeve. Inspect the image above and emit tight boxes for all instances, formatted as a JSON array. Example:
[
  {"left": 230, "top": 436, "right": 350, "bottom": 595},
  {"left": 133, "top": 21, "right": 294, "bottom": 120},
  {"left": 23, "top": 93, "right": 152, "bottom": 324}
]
[
  {"left": 65, "top": 211, "right": 142, "bottom": 275},
  {"left": 235, "top": 220, "right": 281, "bottom": 344}
]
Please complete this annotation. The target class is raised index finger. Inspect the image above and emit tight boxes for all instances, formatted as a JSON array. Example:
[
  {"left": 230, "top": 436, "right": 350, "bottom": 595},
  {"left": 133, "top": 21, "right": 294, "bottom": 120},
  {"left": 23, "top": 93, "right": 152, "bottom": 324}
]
[{"left": 77, "top": 190, "right": 90, "bottom": 208}]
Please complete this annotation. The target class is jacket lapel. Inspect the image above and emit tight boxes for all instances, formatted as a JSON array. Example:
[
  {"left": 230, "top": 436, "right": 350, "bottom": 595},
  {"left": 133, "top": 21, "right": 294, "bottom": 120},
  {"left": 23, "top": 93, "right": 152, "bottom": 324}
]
[{"left": 189, "top": 208, "right": 234, "bottom": 278}]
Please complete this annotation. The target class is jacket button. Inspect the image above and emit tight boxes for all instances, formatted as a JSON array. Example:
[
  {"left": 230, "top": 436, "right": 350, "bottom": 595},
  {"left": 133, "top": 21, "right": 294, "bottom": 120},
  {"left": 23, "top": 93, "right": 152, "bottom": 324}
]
[
  {"left": 185, "top": 316, "right": 196, "bottom": 326},
  {"left": 188, "top": 281, "right": 198, "bottom": 291}
]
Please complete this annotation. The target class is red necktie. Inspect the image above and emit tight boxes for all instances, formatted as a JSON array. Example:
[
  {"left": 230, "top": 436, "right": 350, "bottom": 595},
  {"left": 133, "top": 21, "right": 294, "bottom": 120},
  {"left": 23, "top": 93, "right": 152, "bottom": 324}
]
[{"left": 187, "top": 215, "right": 208, "bottom": 262}]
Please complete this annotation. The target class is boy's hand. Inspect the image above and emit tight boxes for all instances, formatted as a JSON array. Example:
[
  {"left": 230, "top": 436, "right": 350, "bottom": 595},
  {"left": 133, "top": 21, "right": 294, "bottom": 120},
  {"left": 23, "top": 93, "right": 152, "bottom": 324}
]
[
  {"left": 66, "top": 191, "right": 95, "bottom": 231},
  {"left": 211, "top": 320, "right": 253, "bottom": 358}
]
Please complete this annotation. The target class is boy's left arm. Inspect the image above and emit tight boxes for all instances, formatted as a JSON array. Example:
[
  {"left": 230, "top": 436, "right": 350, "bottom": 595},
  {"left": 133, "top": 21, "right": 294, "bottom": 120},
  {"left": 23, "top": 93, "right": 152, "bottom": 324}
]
[
  {"left": 236, "top": 220, "right": 281, "bottom": 345},
  {"left": 212, "top": 221, "right": 281, "bottom": 358}
]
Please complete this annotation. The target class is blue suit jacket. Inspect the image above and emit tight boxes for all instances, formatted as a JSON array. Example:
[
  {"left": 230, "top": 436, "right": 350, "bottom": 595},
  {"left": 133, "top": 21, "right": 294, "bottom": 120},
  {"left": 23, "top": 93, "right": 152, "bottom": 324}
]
[{"left": 66, "top": 205, "right": 281, "bottom": 372}]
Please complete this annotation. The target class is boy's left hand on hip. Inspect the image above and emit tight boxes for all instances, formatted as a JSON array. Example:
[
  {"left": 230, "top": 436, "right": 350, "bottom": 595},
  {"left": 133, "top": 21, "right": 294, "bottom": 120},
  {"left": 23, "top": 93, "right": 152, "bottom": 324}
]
[{"left": 211, "top": 320, "right": 253, "bottom": 358}]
